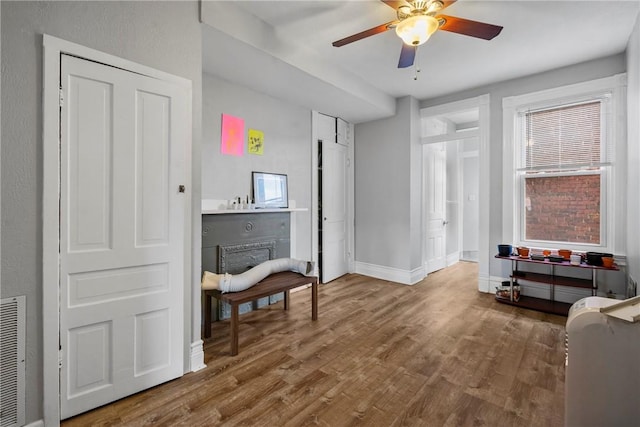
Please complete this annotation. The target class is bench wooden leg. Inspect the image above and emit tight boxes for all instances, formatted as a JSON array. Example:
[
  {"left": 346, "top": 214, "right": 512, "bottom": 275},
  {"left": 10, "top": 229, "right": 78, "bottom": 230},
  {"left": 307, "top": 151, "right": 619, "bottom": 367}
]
[
  {"left": 312, "top": 281, "right": 318, "bottom": 321},
  {"left": 284, "top": 290, "right": 290, "bottom": 310},
  {"left": 230, "top": 303, "right": 239, "bottom": 356},
  {"left": 204, "top": 291, "right": 212, "bottom": 339}
]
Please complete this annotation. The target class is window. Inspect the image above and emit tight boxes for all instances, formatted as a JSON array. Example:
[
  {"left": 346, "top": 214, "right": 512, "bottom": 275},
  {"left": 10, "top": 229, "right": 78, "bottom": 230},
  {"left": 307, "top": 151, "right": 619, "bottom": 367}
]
[
  {"left": 520, "top": 101, "right": 606, "bottom": 245},
  {"left": 503, "top": 75, "right": 626, "bottom": 253}
]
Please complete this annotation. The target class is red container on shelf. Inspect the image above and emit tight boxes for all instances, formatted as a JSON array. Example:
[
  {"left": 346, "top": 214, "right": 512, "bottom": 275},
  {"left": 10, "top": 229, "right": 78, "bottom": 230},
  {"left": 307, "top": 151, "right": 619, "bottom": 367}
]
[{"left": 558, "top": 249, "right": 572, "bottom": 260}]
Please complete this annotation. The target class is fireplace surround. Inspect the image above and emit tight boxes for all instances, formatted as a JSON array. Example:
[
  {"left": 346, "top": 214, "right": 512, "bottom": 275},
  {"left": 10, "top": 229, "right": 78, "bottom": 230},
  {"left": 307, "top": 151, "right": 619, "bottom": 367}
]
[{"left": 202, "top": 211, "right": 291, "bottom": 320}]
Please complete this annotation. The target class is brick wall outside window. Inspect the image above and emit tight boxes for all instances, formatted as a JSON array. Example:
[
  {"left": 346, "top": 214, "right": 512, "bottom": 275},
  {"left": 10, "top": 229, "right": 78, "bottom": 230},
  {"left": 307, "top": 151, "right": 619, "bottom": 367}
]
[{"left": 525, "top": 174, "right": 600, "bottom": 244}]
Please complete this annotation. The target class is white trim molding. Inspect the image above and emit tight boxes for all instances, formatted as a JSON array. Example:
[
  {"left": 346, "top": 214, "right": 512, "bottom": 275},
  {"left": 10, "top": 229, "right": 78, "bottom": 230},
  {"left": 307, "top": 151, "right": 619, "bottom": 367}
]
[
  {"left": 311, "top": 111, "right": 356, "bottom": 279},
  {"left": 502, "top": 74, "right": 627, "bottom": 255},
  {"left": 486, "top": 275, "right": 506, "bottom": 294},
  {"left": 446, "top": 252, "right": 460, "bottom": 267},
  {"left": 355, "top": 261, "right": 425, "bottom": 285},
  {"left": 190, "top": 340, "right": 206, "bottom": 372},
  {"left": 421, "top": 94, "right": 491, "bottom": 293},
  {"left": 42, "top": 34, "right": 193, "bottom": 426}
]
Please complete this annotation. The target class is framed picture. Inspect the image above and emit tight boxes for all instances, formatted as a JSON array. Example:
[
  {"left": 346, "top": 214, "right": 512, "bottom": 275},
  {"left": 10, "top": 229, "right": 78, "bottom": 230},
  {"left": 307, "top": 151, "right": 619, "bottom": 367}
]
[{"left": 252, "top": 171, "right": 288, "bottom": 208}]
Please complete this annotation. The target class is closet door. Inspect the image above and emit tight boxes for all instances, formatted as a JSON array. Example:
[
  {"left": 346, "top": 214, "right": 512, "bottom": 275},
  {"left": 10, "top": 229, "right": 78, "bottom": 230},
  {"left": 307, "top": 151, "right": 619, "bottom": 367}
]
[
  {"left": 59, "top": 54, "right": 187, "bottom": 418},
  {"left": 318, "top": 114, "right": 348, "bottom": 283},
  {"left": 424, "top": 142, "right": 448, "bottom": 273}
]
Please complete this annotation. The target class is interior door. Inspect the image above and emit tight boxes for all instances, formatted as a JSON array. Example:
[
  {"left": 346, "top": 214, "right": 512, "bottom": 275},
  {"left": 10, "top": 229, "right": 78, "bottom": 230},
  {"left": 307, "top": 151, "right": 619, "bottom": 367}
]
[
  {"left": 425, "top": 143, "right": 447, "bottom": 273},
  {"left": 59, "top": 54, "right": 187, "bottom": 418},
  {"left": 321, "top": 120, "right": 349, "bottom": 283}
]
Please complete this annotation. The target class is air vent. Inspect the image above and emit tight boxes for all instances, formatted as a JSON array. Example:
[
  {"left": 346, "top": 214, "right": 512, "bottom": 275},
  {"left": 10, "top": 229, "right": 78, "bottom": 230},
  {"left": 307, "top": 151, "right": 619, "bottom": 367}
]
[{"left": 1, "top": 296, "right": 26, "bottom": 427}]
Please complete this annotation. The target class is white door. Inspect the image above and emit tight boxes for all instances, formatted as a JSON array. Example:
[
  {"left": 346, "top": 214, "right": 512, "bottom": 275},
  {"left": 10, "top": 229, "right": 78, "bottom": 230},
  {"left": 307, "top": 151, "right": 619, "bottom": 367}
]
[
  {"left": 59, "top": 54, "right": 187, "bottom": 418},
  {"left": 321, "top": 134, "right": 349, "bottom": 283},
  {"left": 425, "top": 143, "right": 447, "bottom": 273}
]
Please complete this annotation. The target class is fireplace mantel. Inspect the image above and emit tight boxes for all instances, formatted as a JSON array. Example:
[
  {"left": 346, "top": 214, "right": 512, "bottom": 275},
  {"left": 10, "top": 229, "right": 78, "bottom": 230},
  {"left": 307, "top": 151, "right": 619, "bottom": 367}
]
[
  {"left": 203, "top": 208, "right": 307, "bottom": 215},
  {"left": 202, "top": 199, "right": 307, "bottom": 215}
]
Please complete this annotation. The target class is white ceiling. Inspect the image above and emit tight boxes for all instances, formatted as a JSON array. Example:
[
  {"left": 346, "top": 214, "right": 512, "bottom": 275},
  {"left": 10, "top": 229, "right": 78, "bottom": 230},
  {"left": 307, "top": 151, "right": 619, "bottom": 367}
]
[{"left": 202, "top": 0, "right": 640, "bottom": 123}]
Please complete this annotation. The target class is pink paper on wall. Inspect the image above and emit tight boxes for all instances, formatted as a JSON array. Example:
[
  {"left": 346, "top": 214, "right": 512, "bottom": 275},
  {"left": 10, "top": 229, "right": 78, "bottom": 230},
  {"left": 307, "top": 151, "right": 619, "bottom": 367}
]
[{"left": 221, "top": 114, "right": 244, "bottom": 156}]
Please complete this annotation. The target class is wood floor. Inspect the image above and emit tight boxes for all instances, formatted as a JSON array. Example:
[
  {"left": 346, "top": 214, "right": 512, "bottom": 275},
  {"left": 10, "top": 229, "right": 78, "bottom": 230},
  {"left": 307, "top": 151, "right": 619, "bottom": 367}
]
[{"left": 62, "top": 262, "right": 567, "bottom": 426}]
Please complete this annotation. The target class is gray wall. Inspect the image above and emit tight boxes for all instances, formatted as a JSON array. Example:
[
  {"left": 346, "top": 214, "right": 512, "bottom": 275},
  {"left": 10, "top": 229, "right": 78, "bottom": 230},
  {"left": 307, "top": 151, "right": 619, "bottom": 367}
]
[
  {"left": 420, "top": 53, "right": 628, "bottom": 281},
  {"left": 355, "top": 96, "right": 422, "bottom": 272},
  {"left": 355, "top": 53, "right": 628, "bottom": 281},
  {"left": 201, "top": 73, "right": 313, "bottom": 260},
  {"left": 626, "top": 15, "right": 640, "bottom": 294},
  {"left": 0, "top": 1, "right": 202, "bottom": 423}
]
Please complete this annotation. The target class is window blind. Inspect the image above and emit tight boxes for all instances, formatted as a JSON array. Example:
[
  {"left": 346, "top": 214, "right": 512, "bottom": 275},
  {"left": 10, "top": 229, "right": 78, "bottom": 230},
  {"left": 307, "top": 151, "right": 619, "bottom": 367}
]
[{"left": 521, "top": 100, "right": 607, "bottom": 171}]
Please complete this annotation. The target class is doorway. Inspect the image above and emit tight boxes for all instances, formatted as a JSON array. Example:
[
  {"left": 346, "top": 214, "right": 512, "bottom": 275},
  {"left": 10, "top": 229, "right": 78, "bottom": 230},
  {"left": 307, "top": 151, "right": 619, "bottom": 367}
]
[
  {"left": 42, "top": 35, "right": 193, "bottom": 423},
  {"left": 312, "top": 111, "right": 354, "bottom": 284},
  {"left": 423, "top": 136, "right": 480, "bottom": 272},
  {"left": 420, "top": 95, "right": 489, "bottom": 286}
]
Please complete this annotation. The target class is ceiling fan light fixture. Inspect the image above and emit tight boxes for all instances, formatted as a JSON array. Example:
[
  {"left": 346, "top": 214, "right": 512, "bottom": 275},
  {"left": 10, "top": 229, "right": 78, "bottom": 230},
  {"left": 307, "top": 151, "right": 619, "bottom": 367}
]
[
  {"left": 395, "top": 15, "right": 439, "bottom": 46},
  {"left": 397, "top": 5, "right": 411, "bottom": 19}
]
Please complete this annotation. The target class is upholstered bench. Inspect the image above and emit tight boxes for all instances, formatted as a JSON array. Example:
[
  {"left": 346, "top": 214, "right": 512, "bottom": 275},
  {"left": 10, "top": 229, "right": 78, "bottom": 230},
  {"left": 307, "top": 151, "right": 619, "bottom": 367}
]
[{"left": 203, "top": 271, "right": 318, "bottom": 355}]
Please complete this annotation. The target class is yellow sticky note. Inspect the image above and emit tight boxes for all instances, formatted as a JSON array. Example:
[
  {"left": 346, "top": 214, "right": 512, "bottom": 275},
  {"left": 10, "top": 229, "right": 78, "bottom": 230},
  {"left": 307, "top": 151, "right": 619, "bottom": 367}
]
[{"left": 248, "top": 129, "right": 264, "bottom": 155}]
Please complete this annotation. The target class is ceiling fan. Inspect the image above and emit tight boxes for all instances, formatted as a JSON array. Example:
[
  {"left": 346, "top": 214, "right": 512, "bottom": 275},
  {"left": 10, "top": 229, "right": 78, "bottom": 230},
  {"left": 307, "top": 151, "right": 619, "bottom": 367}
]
[{"left": 332, "top": 0, "right": 503, "bottom": 69}]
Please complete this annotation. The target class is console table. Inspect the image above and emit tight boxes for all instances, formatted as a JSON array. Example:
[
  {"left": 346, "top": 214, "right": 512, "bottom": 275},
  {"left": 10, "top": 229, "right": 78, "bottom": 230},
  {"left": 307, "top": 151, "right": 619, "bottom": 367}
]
[{"left": 495, "top": 254, "right": 620, "bottom": 316}]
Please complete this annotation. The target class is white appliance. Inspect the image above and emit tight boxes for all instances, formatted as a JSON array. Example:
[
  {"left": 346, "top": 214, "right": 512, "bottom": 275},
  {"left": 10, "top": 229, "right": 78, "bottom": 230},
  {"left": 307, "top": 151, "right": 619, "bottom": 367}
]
[{"left": 565, "top": 295, "right": 640, "bottom": 427}]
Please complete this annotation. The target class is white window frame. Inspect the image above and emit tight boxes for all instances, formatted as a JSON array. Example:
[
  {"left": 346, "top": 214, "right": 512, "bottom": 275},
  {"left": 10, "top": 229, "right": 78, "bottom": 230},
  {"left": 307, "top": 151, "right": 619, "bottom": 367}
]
[{"left": 502, "top": 74, "right": 627, "bottom": 254}]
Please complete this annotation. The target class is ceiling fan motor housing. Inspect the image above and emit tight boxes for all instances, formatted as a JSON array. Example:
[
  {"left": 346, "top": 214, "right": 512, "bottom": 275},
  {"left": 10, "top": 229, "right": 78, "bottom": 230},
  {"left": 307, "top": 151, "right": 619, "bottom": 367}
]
[
  {"left": 395, "top": 15, "right": 440, "bottom": 46},
  {"left": 398, "top": 0, "right": 444, "bottom": 20}
]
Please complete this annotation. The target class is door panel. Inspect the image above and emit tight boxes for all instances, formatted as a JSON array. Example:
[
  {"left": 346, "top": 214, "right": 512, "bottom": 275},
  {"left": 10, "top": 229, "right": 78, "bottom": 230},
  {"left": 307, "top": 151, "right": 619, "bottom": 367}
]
[
  {"left": 68, "top": 76, "right": 113, "bottom": 252},
  {"left": 134, "top": 308, "right": 171, "bottom": 376},
  {"left": 59, "top": 54, "right": 186, "bottom": 418},
  {"left": 67, "top": 322, "right": 111, "bottom": 398},
  {"left": 136, "top": 91, "right": 170, "bottom": 246},
  {"left": 425, "top": 143, "right": 447, "bottom": 273},
  {"left": 321, "top": 138, "right": 348, "bottom": 283}
]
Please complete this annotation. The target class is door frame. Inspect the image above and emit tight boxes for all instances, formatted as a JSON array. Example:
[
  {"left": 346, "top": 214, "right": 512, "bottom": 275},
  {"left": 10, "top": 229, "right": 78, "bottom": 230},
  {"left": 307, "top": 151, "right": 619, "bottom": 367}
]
[
  {"left": 420, "top": 95, "right": 490, "bottom": 291},
  {"left": 310, "top": 111, "right": 355, "bottom": 279},
  {"left": 423, "top": 142, "right": 448, "bottom": 274},
  {"left": 42, "top": 35, "right": 194, "bottom": 425}
]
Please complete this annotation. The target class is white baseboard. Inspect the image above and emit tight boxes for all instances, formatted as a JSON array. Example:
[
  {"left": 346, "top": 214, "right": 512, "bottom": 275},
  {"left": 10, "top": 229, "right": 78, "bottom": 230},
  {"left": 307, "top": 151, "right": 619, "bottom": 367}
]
[
  {"left": 190, "top": 340, "right": 206, "bottom": 372},
  {"left": 354, "top": 261, "right": 425, "bottom": 285},
  {"left": 446, "top": 252, "right": 460, "bottom": 267},
  {"left": 487, "top": 275, "right": 509, "bottom": 293},
  {"left": 25, "top": 421, "right": 44, "bottom": 427},
  {"left": 479, "top": 274, "right": 504, "bottom": 293}
]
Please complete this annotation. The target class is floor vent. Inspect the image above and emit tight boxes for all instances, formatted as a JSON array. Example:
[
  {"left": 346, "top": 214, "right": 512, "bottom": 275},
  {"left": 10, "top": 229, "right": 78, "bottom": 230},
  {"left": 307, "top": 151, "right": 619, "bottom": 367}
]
[{"left": 1, "top": 296, "right": 26, "bottom": 427}]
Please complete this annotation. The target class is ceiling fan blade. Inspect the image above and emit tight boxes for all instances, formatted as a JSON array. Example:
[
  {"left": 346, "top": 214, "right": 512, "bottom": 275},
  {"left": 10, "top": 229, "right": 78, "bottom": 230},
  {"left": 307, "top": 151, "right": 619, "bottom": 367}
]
[
  {"left": 439, "top": 1, "right": 458, "bottom": 11},
  {"left": 381, "top": 0, "right": 407, "bottom": 10},
  {"left": 437, "top": 15, "right": 503, "bottom": 40},
  {"left": 398, "top": 43, "right": 416, "bottom": 68},
  {"left": 332, "top": 20, "right": 399, "bottom": 47}
]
